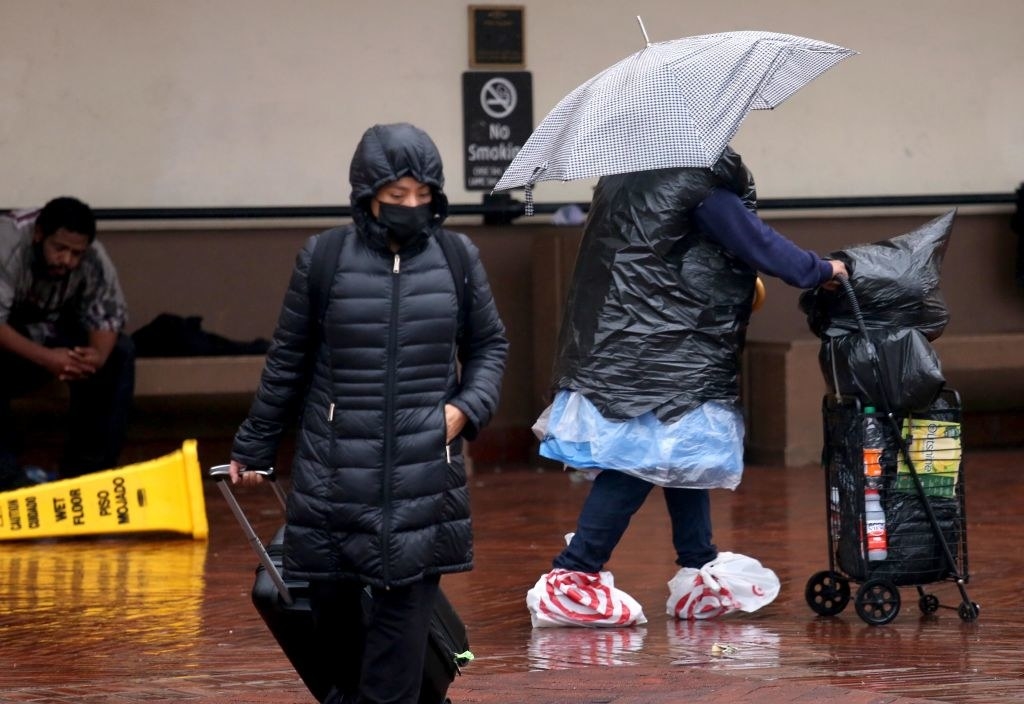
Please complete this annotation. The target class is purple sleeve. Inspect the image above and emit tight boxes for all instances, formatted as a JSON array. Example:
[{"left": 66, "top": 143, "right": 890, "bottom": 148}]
[{"left": 694, "top": 188, "right": 834, "bottom": 289}]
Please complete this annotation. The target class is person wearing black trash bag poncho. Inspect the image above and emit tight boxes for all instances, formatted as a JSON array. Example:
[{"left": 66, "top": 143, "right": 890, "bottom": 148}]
[
  {"left": 529, "top": 147, "right": 846, "bottom": 625},
  {"left": 228, "top": 123, "right": 508, "bottom": 704}
]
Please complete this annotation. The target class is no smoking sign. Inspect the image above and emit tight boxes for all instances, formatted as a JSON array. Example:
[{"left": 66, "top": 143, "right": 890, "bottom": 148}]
[
  {"left": 480, "top": 77, "right": 518, "bottom": 119},
  {"left": 462, "top": 71, "right": 532, "bottom": 191}
]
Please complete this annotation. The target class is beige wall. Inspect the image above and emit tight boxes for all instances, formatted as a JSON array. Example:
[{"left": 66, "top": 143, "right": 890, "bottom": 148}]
[{"left": 2, "top": 0, "right": 1022, "bottom": 209}]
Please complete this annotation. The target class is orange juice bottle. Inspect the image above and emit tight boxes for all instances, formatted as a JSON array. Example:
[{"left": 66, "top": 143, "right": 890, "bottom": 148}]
[{"left": 862, "top": 406, "right": 883, "bottom": 489}]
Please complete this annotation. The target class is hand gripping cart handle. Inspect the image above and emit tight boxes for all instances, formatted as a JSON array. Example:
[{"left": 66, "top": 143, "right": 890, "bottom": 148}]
[{"left": 209, "top": 464, "right": 295, "bottom": 605}]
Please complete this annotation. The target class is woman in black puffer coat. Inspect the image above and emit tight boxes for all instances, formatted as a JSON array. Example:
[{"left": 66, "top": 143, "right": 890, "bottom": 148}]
[{"left": 229, "top": 123, "right": 508, "bottom": 704}]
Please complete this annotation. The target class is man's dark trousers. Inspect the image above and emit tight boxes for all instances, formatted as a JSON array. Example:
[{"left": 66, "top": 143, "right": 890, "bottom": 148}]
[{"left": 0, "top": 332, "right": 134, "bottom": 483}]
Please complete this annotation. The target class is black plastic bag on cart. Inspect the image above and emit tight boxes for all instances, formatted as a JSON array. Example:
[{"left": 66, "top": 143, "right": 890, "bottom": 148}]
[
  {"left": 869, "top": 493, "right": 962, "bottom": 586},
  {"left": 132, "top": 313, "right": 271, "bottom": 357},
  {"left": 800, "top": 210, "right": 955, "bottom": 412},
  {"left": 820, "top": 328, "right": 945, "bottom": 413},
  {"left": 800, "top": 210, "right": 955, "bottom": 341}
]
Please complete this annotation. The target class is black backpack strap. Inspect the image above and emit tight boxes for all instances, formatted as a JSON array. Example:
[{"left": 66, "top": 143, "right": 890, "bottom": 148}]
[
  {"left": 434, "top": 229, "right": 472, "bottom": 347},
  {"left": 308, "top": 227, "right": 347, "bottom": 334},
  {"left": 302, "top": 226, "right": 346, "bottom": 383}
]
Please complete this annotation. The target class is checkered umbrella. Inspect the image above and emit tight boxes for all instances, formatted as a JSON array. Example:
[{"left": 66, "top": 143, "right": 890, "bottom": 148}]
[{"left": 493, "top": 29, "right": 856, "bottom": 213}]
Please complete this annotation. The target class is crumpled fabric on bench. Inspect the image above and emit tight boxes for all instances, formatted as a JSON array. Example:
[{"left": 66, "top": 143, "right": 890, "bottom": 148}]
[{"left": 131, "top": 313, "right": 269, "bottom": 357}]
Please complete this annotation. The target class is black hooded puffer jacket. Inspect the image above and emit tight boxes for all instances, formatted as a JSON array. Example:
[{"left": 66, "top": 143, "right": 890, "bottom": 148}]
[
  {"left": 552, "top": 147, "right": 757, "bottom": 423},
  {"left": 232, "top": 123, "right": 508, "bottom": 587}
]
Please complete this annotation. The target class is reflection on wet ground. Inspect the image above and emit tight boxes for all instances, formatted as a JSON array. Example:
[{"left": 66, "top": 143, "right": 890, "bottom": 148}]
[
  {"left": 3, "top": 538, "right": 207, "bottom": 679},
  {"left": 2, "top": 442, "right": 1023, "bottom": 703}
]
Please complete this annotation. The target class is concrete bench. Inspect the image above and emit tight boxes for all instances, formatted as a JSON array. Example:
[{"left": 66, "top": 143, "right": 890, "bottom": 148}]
[
  {"left": 9, "top": 355, "right": 268, "bottom": 456},
  {"left": 14, "top": 354, "right": 477, "bottom": 473},
  {"left": 17, "top": 355, "right": 266, "bottom": 401},
  {"left": 744, "top": 333, "right": 1024, "bottom": 466},
  {"left": 930, "top": 334, "right": 1024, "bottom": 411},
  {"left": 134, "top": 355, "right": 266, "bottom": 396}
]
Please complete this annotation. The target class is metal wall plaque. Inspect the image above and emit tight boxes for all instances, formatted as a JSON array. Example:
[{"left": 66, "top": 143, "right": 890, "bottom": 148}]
[{"left": 468, "top": 5, "right": 525, "bottom": 69}]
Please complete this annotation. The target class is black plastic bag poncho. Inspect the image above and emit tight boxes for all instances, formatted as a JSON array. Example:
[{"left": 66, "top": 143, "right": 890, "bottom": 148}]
[{"left": 551, "top": 149, "right": 757, "bottom": 422}]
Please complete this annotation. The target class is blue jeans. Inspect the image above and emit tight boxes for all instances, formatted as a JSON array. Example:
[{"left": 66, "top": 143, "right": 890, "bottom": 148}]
[{"left": 554, "top": 469, "right": 718, "bottom": 572}]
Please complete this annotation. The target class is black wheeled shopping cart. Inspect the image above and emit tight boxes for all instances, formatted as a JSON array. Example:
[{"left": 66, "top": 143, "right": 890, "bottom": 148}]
[{"left": 804, "top": 279, "right": 979, "bottom": 626}]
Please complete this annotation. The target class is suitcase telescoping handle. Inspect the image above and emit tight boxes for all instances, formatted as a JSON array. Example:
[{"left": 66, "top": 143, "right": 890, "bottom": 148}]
[{"left": 209, "top": 464, "right": 294, "bottom": 605}]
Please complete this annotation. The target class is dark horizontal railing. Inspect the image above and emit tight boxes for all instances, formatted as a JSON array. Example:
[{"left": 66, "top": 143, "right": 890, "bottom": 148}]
[
  {"left": 4, "top": 190, "right": 1016, "bottom": 222},
  {"left": 75, "top": 190, "right": 1017, "bottom": 222}
]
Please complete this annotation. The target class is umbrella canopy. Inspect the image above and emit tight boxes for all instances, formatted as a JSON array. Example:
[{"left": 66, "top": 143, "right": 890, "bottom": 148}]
[{"left": 493, "top": 30, "right": 856, "bottom": 208}]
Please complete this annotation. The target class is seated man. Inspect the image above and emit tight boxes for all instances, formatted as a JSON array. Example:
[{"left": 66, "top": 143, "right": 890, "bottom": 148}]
[{"left": 0, "top": 196, "right": 134, "bottom": 489}]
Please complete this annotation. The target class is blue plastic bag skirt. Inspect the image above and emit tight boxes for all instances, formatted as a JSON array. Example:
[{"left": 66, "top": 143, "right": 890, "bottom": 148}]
[{"left": 533, "top": 390, "right": 745, "bottom": 489}]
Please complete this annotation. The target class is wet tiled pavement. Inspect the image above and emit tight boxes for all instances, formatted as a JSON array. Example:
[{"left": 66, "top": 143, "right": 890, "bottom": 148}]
[{"left": 2, "top": 439, "right": 1023, "bottom": 703}]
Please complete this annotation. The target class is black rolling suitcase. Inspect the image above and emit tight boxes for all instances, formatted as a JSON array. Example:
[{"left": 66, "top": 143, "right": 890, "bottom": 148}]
[{"left": 210, "top": 466, "right": 471, "bottom": 704}]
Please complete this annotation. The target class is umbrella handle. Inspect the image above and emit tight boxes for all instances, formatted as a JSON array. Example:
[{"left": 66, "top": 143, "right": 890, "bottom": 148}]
[{"left": 523, "top": 163, "right": 549, "bottom": 217}]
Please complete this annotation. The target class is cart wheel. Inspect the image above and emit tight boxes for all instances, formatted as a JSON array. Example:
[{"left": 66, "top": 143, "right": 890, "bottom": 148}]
[
  {"left": 854, "top": 579, "right": 901, "bottom": 625},
  {"left": 805, "top": 570, "right": 850, "bottom": 616},
  {"left": 918, "top": 593, "right": 940, "bottom": 615},
  {"left": 958, "top": 601, "right": 980, "bottom": 622}
]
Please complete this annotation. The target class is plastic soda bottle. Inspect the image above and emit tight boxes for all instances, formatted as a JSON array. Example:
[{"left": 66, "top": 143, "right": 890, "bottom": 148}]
[
  {"left": 864, "top": 488, "right": 888, "bottom": 561},
  {"left": 862, "top": 406, "right": 884, "bottom": 489}
]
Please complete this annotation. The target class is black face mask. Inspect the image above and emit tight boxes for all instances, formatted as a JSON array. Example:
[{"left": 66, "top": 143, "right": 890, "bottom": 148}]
[{"left": 376, "top": 202, "right": 433, "bottom": 245}]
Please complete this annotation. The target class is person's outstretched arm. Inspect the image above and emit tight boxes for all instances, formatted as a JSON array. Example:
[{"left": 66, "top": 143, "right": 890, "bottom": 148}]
[{"left": 694, "top": 188, "right": 845, "bottom": 288}]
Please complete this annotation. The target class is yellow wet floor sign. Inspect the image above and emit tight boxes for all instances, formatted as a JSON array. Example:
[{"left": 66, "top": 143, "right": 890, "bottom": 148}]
[{"left": 0, "top": 440, "right": 208, "bottom": 541}]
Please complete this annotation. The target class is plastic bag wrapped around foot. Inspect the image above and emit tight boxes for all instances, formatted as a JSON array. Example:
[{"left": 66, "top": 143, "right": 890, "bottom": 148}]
[
  {"left": 527, "top": 568, "right": 648, "bottom": 628},
  {"left": 667, "top": 552, "right": 780, "bottom": 620}
]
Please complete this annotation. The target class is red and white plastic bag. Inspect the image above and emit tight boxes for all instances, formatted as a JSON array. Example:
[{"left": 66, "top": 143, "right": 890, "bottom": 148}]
[
  {"left": 527, "top": 568, "right": 648, "bottom": 628},
  {"left": 666, "top": 552, "right": 780, "bottom": 620}
]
